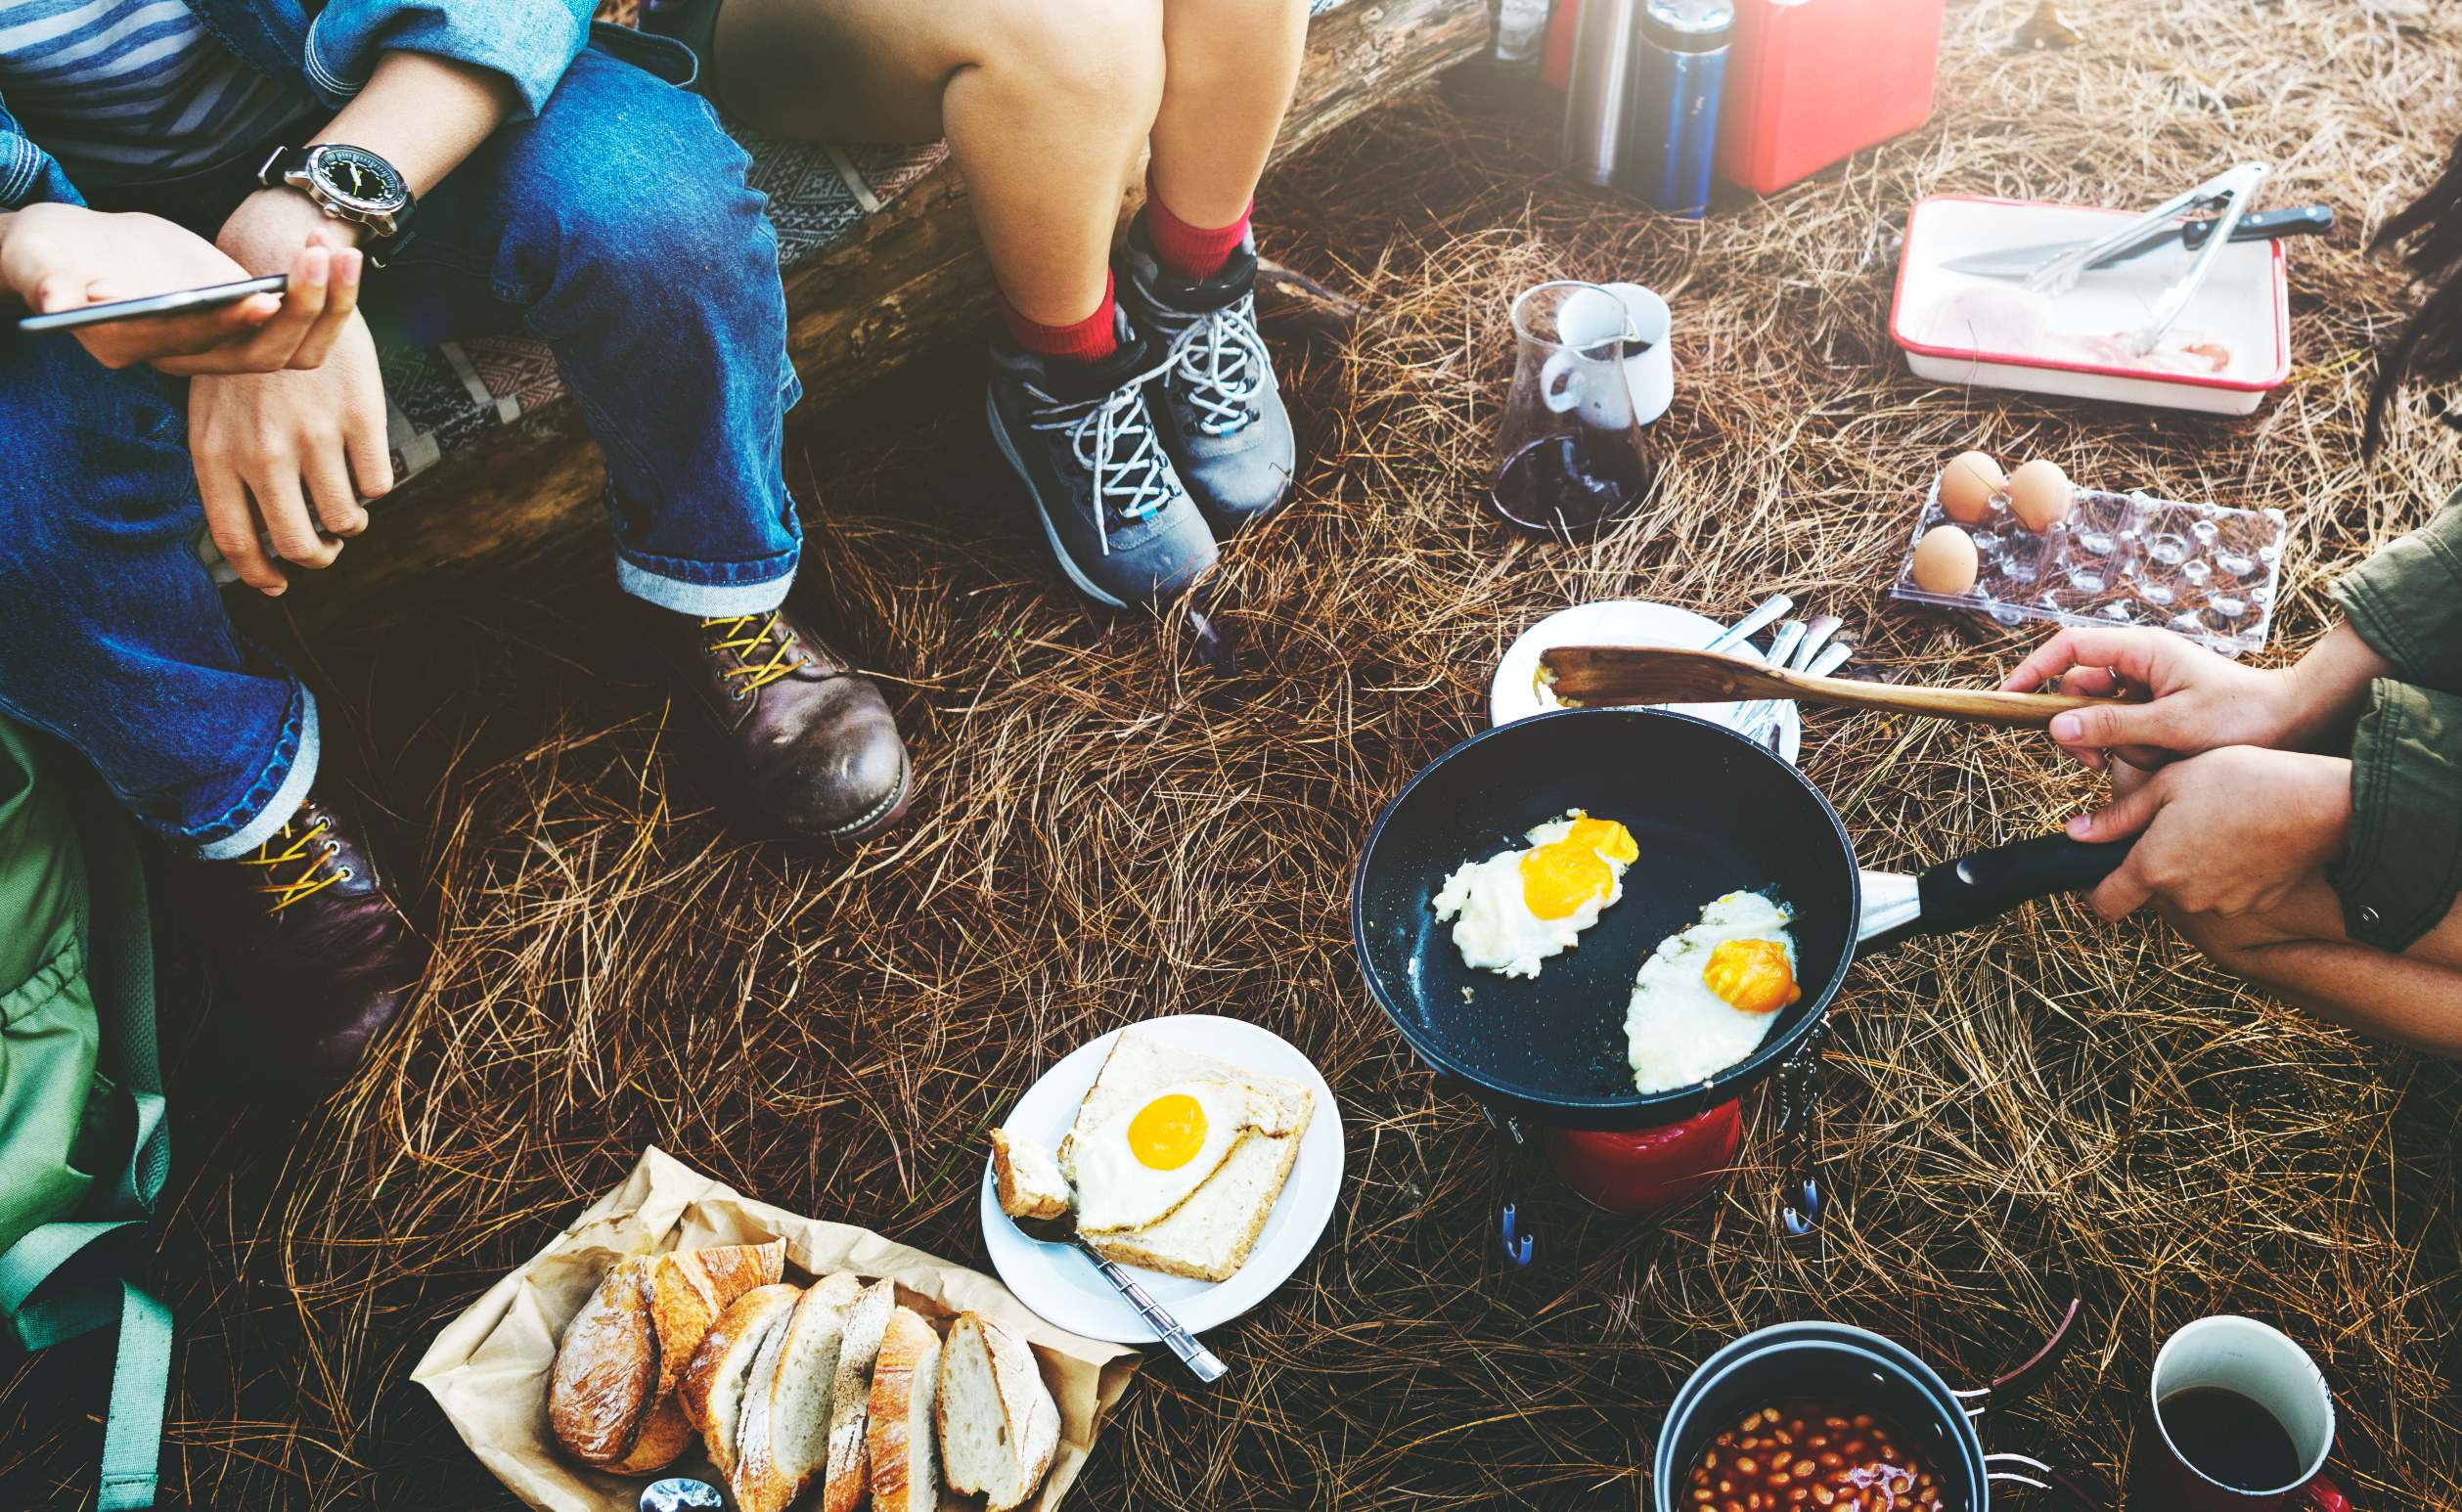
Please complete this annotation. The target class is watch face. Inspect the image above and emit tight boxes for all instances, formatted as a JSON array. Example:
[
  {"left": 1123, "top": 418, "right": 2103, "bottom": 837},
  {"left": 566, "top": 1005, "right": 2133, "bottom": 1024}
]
[{"left": 306, "top": 145, "right": 406, "bottom": 213}]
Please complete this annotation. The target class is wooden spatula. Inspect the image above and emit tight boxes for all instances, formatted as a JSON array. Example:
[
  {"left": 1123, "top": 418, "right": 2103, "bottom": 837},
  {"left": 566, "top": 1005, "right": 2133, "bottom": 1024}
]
[{"left": 1539, "top": 645, "right": 2127, "bottom": 729}]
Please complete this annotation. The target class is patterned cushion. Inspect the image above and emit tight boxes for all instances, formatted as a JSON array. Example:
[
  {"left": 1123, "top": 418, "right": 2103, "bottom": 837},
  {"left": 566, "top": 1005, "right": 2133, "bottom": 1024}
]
[{"left": 374, "top": 0, "right": 1353, "bottom": 484}]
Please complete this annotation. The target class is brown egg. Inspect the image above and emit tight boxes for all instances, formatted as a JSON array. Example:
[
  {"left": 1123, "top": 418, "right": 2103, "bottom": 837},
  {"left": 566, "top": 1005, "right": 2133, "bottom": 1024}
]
[
  {"left": 1938, "top": 451, "right": 2006, "bottom": 524},
  {"left": 1910, "top": 524, "right": 1980, "bottom": 596},
  {"left": 2007, "top": 458, "right": 2074, "bottom": 531}
]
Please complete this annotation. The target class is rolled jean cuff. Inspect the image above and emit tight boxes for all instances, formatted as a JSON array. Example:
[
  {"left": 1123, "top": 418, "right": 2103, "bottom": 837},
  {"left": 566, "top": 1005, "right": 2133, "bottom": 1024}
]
[
  {"left": 191, "top": 686, "right": 321, "bottom": 860},
  {"left": 615, "top": 552, "right": 798, "bottom": 616}
]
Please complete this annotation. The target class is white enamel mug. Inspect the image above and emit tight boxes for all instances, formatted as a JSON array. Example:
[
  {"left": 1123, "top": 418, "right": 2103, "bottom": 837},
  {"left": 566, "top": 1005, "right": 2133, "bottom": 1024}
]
[
  {"left": 1537, "top": 282, "right": 1674, "bottom": 429},
  {"left": 2145, "top": 1315, "right": 2341, "bottom": 1510}
]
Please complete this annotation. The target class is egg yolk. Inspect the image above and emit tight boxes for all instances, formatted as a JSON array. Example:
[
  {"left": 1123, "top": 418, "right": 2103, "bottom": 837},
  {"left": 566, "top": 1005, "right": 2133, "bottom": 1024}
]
[
  {"left": 1702, "top": 939, "right": 1801, "bottom": 1015},
  {"left": 1126, "top": 1092, "right": 1209, "bottom": 1170},
  {"left": 1518, "top": 817, "right": 1639, "bottom": 920}
]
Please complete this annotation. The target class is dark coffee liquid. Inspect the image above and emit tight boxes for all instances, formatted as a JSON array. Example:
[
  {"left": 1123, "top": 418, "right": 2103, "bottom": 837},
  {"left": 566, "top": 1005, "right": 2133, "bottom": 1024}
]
[
  {"left": 1490, "top": 431, "right": 1653, "bottom": 536},
  {"left": 2160, "top": 1387, "right": 2304, "bottom": 1491}
]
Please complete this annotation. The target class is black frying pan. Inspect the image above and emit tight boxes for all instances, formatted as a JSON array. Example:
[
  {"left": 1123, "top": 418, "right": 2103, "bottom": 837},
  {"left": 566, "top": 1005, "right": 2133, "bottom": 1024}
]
[{"left": 1351, "top": 708, "right": 2128, "bottom": 1134}]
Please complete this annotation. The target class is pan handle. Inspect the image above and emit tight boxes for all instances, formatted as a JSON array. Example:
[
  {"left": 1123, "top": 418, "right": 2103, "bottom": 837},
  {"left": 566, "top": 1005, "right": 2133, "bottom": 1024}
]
[{"left": 1906, "top": 835, "right": 2130, "bottom": 940}]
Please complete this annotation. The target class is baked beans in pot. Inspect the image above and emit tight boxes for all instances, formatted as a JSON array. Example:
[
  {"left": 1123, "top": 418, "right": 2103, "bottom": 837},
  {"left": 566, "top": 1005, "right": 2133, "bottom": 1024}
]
[{"left": 1650, "top": 1318, "right": 2096, "bottom": 1512}]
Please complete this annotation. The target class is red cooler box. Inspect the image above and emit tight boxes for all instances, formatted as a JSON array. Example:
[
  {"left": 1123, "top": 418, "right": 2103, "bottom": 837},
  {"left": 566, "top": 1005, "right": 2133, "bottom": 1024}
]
[{"left": 1716, "top": 0, "right": 1946, "bottom": 195}]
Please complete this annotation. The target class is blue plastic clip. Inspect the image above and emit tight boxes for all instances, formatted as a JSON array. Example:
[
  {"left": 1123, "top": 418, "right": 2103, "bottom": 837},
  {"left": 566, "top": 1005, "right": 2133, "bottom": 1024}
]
[
  {"left": 1500, "top": 1200, "right": 1534, "bottom": 1267},
  {"left": 1780, "top": 1178, "right": 1824, "bottom": 1241}
]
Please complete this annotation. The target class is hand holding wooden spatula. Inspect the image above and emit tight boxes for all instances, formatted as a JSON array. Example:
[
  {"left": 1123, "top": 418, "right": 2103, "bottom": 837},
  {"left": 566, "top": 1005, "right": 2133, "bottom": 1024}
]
[{"left": 1539, "top": 645, "right": 2137, "bottom": 728}]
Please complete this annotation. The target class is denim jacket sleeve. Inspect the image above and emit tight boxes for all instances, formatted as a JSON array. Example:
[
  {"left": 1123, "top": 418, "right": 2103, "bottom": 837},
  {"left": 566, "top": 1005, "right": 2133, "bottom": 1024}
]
[
  {"left": 0, "top": 102, "right": 86, "bottom": 212},
  {"left": 305, "top": 0, "right": 598, "bottom": 119},
  {"left": 2326, "top": 487, "right": 2462, "bottom": 952}
]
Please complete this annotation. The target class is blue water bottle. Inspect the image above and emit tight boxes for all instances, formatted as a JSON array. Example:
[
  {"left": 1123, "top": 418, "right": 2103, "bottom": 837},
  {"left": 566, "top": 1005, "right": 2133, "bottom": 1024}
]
[{"left": 1616, "top": 0, "right": 1733, "bottom": 218}]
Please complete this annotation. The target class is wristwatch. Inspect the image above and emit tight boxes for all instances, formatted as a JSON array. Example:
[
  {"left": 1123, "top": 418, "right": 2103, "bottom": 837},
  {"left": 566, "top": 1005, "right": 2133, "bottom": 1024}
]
[{"left": 256, "top": 143, "right": 416, "bottom": 265}]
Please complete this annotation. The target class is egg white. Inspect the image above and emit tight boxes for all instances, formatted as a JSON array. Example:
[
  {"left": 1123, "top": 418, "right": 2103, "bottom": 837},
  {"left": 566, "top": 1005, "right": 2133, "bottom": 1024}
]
[
  {"left": 1432, "top": 814, "right": 1634, "bottom": 980},
  {"left": 1625, "top": 890, "right": 1800, "bottom": 1093},
  {"left": 1071, "top": 1079, "right": 1266, "bottom": 1234}
]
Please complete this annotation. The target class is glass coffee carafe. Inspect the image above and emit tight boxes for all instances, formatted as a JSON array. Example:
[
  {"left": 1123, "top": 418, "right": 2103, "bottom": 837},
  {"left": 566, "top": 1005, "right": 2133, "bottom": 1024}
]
[{"left": 1490, "top": 280, "right": 1659, "bottom": 539}]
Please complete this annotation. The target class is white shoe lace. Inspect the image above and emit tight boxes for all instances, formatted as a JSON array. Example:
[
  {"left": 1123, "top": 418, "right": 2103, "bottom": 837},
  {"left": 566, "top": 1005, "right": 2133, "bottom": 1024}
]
[
  {"left": 1026, "top": 360, "right": 1182, "bottom": 556},
  {"left": 1161, "top": 292, "right": 1268, "bottom": 438}
]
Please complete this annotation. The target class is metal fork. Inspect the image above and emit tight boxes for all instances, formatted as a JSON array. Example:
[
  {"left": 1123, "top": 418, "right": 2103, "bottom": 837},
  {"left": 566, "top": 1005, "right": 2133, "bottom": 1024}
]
[{"left": 1738, "top": 614, "right": 1852, "bottom": 749}]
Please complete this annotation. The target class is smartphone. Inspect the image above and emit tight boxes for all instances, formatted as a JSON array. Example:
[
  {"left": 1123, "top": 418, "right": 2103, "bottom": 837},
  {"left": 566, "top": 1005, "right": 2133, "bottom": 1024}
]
[{"left": 18, "top": 273, "right": 289, "bottom": 334}]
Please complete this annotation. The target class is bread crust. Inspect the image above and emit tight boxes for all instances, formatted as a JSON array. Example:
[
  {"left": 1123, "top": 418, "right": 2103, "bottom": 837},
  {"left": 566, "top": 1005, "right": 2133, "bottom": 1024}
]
[
  {"left": 936, "top": 1312, "right": 1060, "bottom": 1512},
  {"left": 865, "top": 1307, "right": 942, "bottom": 1512},
  {"left": 820, "top": 1278, "right": 898, "bottom": 1512},
  {"left": 547, "top": 1256, "right": 656, "bottom": 1466},
  {"left": 677, "top": 1284, "right": 802, "bottom": 1475},
  {"left": 990, "top": 1129, "right": 1071, "bottom": 1221},
  {"left": 599, "top": 1240, "right": 786, "bottom": 1475}
]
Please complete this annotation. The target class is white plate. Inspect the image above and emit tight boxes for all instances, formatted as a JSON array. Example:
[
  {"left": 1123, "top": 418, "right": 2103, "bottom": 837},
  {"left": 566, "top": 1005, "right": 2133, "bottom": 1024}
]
[
  {"left": 978, "top": 1014, "right": 1344, "bottom": 1344},
  {"left": 1889, "top": 195, "right": 2291, "bottom": 416},
  {"left": 1489, "top": 600, "right": 1803, "bottom": 765}
]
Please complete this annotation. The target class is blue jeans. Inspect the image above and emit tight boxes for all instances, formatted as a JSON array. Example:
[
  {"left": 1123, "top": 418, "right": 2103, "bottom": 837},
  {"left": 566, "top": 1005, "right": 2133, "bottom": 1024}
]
[{"left": 0, "top": 45, "right": 798, "bottom": 858}]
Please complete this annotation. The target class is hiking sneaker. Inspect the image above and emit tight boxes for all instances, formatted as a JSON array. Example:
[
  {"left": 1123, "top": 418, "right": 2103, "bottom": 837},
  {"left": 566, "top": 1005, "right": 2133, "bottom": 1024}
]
[
  {"left": 1117, "top": 214, "right": 1296, "bottom": 533},
  {"left": 168, "top": 789, "right": 428, "bottom": 1095},
  {"left": 986, "top": 315, "right": 1220, "bottom": 608}
]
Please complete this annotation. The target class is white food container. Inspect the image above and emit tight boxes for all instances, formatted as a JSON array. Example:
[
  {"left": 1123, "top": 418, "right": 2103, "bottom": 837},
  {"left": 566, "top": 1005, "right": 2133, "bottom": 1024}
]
[{"left": 1889, "top": 195, "right": 2292, "bottom": 415}]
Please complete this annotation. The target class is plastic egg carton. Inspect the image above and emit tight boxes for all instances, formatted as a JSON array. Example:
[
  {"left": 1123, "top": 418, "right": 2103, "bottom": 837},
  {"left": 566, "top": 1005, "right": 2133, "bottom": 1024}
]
[{"left": 1888, "top": 481, "right": 2286, "bottom": 654}]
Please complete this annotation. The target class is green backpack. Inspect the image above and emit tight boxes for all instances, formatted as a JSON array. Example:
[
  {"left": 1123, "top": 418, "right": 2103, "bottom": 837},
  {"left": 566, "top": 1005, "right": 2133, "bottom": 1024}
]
[{"left": 0, "top": 717, "right": 170, "bottom": 1511}]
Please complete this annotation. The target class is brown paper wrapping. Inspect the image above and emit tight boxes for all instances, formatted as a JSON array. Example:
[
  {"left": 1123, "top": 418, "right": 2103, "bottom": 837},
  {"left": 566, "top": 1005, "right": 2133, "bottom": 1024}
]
[{"left": 412, "top": 1146, "right": 1141, "bottom": 1512}]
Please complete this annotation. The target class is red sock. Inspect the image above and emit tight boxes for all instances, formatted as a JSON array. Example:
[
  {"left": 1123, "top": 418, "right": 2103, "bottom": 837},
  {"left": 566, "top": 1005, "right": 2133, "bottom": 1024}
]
[
  {"left": 999, "top": 272, "right": 1119, "bottom": 365},
  {"left": 1145, "top": 182, "right": 1252, "bottom": 281}
]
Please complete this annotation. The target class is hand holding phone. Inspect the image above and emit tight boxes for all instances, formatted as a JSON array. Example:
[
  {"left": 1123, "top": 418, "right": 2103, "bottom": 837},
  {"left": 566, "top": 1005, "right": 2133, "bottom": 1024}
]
[{"left": 3, "top": 204, "right": 363, "bottom": 375}]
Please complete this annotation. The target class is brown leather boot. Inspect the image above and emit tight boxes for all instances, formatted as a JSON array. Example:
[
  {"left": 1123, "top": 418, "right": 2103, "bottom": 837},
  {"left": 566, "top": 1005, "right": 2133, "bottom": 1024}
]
[
  {"left": 170, "top": 792, "right": 428, "bottom": 1095},
  {"left": 643, "top": 603, "right": 914, "bottom": 843}
]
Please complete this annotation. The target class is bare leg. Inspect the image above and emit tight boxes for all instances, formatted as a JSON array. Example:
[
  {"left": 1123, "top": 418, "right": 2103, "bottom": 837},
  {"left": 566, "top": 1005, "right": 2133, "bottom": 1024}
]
[
  {"left": 708, "top": 0, "right": 1166, "bottom": 326},
  {"left": 1149, "top": 0, "right": 1311, "bottom": 227},
  {"left": 2168, "top": 878, "right": 2462, "bottom": 1055}
]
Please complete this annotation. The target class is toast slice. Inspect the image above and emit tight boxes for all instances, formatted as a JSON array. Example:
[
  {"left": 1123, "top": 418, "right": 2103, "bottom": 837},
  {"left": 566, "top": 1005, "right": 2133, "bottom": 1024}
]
[
  {"left": 936, "top": 1312, "right": 1059, "bottom": 1512},
  {"left": 819, "top": 1277, "right": 898, "bottom": 1512},
  {"left": 546, "top": 1256, "right": 657, "bottom": 1466},
  {"left": 866, "top": 1307, "right": 944, "bottom": 1512},
  {"left": 677, "top": 1283, "right": 800, "bottom": 1477},
  {"left": 732, "top": 1271, "right": 863, "bottom": 1512},
  {"left": 990, "top": 1128, "right": 1073, "bottom": 1221},
  {"left": 1058, "top": 1029, "right": 1317, "bottom": 1282}
]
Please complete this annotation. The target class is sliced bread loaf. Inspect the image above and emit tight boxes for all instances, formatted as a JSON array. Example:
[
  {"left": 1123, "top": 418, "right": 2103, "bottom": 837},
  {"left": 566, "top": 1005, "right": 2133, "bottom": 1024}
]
[
  {"left": 819, "top": 1277, "right": 898, "bottom": 1512},
  {"left": 866, "top": 1306, "right": 945, "bottom": 1512},
  {"left": 546, "top": 1256, "right": 657, "bottom": 1466},
  {"left": 608, "top": 1240, "right": 787, "bottom": 1475},
  {"left": 936, "top": 1312, "right": 1060, "bottom": 1512},
  {"left": 732, "top": 1271, "right": 863, "bottom": 1512},
  {"left": 676, "top": 1283, "right": 800, "bottom": 1476}
]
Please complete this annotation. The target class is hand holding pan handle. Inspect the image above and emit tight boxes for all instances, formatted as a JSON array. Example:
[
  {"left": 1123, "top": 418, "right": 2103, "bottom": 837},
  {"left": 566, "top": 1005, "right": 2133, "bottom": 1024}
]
[{"left": 1860, "top": 835, "right": 2131, "bottom": 949}]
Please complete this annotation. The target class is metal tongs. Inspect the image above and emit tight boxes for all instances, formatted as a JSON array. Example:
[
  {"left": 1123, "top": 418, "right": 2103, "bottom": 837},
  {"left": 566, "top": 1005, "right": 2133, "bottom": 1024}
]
[{"left": 2020, "top": 160, "right": 2269, "bottom": 356}]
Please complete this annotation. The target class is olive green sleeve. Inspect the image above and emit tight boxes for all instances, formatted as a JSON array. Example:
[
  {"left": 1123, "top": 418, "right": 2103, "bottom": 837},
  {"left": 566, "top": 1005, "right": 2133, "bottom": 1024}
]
[
  {"left": 2331, "top": 486, "right": 2462, "bottom": 695},
  {"left": 2331, "top": 680, "right": 2462, "bottom": 953}
]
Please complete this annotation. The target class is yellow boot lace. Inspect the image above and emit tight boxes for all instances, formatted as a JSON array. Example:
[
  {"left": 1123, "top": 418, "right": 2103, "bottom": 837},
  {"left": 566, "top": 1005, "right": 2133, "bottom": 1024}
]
[
  {"left": 702, "top": 613, "right": 810, "bottom": 693},
  {"left": 241, "top": 811, "right": 349, "bottom": 912}
]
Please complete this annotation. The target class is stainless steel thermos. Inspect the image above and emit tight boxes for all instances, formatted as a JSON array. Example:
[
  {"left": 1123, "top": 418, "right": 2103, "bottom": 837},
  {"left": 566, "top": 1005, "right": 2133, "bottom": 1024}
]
[
  {"left": 1559, "top": 0, "right": 1640, "bottom": 187},
  {"left": 1562, "top": 0, "right": 1733, "bottom": 215},
  {"left": 1620, "top": 0, "right": 1732, "bottom": 217}
]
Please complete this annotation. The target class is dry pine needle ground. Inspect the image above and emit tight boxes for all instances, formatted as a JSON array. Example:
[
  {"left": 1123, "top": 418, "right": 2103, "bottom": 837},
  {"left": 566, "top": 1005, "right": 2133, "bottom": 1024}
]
[{"left": 9, "top": 1, "right": 2462, "bottom": 1507}]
